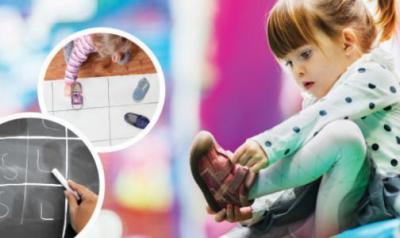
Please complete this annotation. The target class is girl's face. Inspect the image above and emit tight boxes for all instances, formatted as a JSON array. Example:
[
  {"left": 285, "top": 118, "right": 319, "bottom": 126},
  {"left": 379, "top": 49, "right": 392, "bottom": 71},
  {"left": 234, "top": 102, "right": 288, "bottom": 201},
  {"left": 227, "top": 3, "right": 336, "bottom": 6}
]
[{"left": 282, "top": 33, "right": 354, "bottom": 99}]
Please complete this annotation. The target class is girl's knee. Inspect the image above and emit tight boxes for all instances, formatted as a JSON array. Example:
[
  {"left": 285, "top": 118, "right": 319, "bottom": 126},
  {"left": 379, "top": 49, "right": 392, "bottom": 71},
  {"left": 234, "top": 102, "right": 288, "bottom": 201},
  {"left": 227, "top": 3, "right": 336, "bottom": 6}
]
[{"left": 321, "top": 120, "right": 367, "bottom": 156}]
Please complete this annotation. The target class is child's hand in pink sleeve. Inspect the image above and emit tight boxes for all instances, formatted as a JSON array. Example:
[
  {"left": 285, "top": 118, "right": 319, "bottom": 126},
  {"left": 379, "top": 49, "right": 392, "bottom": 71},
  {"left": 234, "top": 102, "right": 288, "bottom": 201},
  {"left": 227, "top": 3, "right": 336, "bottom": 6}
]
[
  {"left": 232, "top": 140, "right": 269, "bottom": 173},
  {"left": 206, "top": 205, "right": 252, "bottom": 223},
  {"left": 64, "top": 84, "right": 72, "bottom": 96}
]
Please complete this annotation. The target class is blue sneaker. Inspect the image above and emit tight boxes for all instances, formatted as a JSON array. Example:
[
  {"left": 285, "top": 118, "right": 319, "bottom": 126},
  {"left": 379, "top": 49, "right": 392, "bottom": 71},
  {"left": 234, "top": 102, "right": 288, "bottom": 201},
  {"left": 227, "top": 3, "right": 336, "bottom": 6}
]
[
  {"left": 133, "top": 77, "right": 150, "bottom": 102},
  {"left": 124, "top": 112, "right": 149, "bottom": 129}
]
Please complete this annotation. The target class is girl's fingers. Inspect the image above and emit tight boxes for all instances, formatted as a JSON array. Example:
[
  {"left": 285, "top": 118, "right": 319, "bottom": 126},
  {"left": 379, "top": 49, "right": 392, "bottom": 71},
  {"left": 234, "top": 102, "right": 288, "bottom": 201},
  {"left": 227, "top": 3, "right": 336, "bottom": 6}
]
[
  {"left": 239, "top": 206, "right": 253, "bottom": 220},
  {"left": 214, "top": 209, "right": 227, "bottom": 222},
  {"left": 238, "top": 150, "right": 253, "bottom": 166},
  {"left": 251, "top": 161, "right": 266, "bottom": 173},
  {"left": 232, "top": 144, "right": 246, "bottom": 163},
  {"left": 68, "top": 180, "right": 89, "bottom": 197},
  {"left": 233, "top": 206, "right": 241, "bottom": 220},
  {"left": 226, "top": 205, "right": 234, "bottom": 222},
  {"left": 246, "top": 157, "right": 258, "bottom": 168},
  {"left": 65, "top": 191, "right": 78, "bottom": 212}
]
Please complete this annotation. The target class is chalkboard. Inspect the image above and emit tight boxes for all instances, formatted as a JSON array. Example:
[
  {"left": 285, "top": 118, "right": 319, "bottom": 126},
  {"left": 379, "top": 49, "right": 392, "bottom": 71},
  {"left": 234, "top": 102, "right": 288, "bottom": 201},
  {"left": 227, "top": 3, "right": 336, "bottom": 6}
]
[{"left": 0, "top": 117, "right": 100, "bottom": 238}]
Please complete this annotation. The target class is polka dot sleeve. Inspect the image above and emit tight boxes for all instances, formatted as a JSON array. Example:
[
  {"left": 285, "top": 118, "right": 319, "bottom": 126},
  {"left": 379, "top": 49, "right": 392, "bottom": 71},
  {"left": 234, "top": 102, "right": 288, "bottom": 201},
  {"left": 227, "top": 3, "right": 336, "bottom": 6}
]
[{"left": 251, "top": 62, "right": 400, "bottom": 164}]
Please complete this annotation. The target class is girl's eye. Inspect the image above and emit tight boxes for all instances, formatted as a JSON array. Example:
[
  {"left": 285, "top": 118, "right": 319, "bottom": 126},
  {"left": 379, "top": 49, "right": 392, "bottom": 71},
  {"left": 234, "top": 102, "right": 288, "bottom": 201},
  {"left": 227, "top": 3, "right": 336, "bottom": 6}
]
[
  {"left": 285, "top": 60, "right": 293, "bottom": 68},
  {"left": 300, "top": 49, "right": 312, "bottom": 60}
]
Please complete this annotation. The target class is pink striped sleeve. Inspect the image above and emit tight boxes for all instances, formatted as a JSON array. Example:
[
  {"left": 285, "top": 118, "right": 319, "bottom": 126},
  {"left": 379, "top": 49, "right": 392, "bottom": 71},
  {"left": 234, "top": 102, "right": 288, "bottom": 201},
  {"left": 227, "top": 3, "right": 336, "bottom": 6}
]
[{"left": 64, "top": 36, "right": 96, "bottom": 85}]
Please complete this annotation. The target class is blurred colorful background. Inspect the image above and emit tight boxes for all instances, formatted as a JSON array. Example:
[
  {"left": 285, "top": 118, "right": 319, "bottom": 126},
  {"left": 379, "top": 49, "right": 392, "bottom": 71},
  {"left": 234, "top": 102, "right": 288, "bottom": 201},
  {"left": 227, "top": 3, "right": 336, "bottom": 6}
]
[{"left": 0, "top": 0, "right": 399, "bottom": 238}]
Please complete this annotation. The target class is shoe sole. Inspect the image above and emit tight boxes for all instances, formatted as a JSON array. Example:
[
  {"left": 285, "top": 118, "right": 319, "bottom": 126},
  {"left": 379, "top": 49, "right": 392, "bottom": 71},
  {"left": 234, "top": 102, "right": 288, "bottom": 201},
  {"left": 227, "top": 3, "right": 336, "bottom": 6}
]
[{"left": 190, "top": 131, "right": 224, "bottom": 212}]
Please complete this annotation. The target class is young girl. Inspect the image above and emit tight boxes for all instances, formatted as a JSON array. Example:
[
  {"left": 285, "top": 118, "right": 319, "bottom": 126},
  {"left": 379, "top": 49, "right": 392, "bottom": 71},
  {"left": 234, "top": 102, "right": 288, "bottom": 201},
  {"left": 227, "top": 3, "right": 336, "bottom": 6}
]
[
  {"left": 64, "top": 33, "right": 133, "bottom": 107},
  {"left": 190, "top": 0, "right": 399, "bottom": 237}
]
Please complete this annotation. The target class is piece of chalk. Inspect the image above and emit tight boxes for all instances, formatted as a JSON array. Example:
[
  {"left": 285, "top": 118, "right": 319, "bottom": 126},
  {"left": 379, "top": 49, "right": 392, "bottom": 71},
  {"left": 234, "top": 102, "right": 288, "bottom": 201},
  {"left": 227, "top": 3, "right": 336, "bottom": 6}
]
[{"left": 51, "top": 168, "right": 80, "bottom": 201}]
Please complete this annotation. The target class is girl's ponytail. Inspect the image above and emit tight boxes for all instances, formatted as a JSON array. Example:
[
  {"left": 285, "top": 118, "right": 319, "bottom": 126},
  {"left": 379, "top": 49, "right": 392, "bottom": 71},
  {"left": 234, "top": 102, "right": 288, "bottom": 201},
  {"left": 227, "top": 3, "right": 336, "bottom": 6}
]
[{"left": 376, "top": 0, "right": 398, "bottom": 41}]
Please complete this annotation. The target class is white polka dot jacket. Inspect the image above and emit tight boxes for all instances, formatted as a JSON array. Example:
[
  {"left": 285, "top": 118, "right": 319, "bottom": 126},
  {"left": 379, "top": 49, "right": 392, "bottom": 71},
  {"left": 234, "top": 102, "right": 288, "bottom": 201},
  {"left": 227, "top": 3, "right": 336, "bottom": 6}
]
[{"left": 252, "top": 47, "right": 400, "bottom": 176}]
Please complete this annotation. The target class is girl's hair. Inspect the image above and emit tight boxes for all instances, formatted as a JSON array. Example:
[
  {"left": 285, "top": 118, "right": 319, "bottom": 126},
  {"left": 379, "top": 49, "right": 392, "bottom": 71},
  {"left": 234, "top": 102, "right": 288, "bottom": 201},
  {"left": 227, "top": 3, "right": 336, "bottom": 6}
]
[
  {"left": 91, "top": 33, "right": 133, "bottom": 58},
  {"left": 267, "top": 0, "right": 398, "bottom": 59}
]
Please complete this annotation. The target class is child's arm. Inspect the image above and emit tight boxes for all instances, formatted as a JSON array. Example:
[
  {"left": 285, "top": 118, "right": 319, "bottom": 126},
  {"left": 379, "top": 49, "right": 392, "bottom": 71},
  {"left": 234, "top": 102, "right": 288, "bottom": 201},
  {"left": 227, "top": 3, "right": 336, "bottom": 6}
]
[
  {"left": 250, "top": 62, "right": 399, "bottom": 165},
  {"left": 64, "top": 180, "right": 98, "bottom": 233},
  {"left": 64, "top": 36, "right": 96, "bottom": 85}
]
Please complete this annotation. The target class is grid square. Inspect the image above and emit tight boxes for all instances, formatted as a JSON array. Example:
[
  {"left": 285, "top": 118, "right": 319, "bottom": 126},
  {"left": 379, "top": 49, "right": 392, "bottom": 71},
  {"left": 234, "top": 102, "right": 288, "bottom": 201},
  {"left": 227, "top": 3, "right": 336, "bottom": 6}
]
[
  {"left": 27, "top": 139, "right": 66, "bottom": 184},
  {"left": 54, "top": 108, "right": 109, "bottom": 142},
  {"left": 109, "top": 103, "right": 157, "bottom": 141},
  {"left": 52, "top": 77, "right": 109, "bottom": 111},
  {"left": 0, "top": 186, "right": 24, "bottom": 226},
  {"left": 108, "top": 73, "right": 159, "bottom": 106},
  {"left": 68, "top": 140, "right": 99, "bottom": 194},
  {"left": 19, "top": 187, "right": 66, "bottom": 238},
  {"left": 23, "top": 187, "right": 66, "bottom": 222},
  {"left": 0, "top": 139, "right": 28, "bottom": 184}
]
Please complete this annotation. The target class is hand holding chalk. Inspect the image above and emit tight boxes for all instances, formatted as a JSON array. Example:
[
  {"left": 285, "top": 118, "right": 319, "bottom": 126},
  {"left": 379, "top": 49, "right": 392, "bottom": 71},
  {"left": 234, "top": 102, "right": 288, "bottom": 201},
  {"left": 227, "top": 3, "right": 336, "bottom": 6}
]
[
  {"left": 64, "top": 180, "right": 98, "bottom": 233},
  {"left": 51, "top": 168, "right": 80, "bottom": 201}
]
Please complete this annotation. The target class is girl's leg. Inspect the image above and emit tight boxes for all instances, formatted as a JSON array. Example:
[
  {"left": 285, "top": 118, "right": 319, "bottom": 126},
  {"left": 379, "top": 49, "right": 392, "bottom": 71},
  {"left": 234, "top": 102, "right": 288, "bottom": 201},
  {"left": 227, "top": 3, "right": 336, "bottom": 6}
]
[{"left": 249, "top": 120, "right": 369, "bottom": 237}]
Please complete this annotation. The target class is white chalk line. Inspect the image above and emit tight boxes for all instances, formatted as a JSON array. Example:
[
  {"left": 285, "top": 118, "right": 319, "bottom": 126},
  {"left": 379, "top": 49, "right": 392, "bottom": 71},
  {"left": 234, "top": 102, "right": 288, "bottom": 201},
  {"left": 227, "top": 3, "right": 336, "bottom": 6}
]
[
  {"left": 41, "top": 120, "right": 62, "bottom": 132},
  {"left": 62, "top": 126, "right": 68, "bottom": 238},
  {"left": 36, "top": 149, "right": 50, "bottom": 173},
  {"left": 0, "top": 183, "right": 63, "bottom": 187},
  {"left": 1, "top": 153, "right": 18, "bottom": 181},
  {"left": 40, "top": 202, "right": 54, "bottom": 221},
  {"left": 0, "top": 191, "right": 10, "bottom": 219},
  {"left": 0, "top": 136, "right": 81, "bottom": 140},
  {"left": 20, "top": 136, "right": 29, "bottom": 224}
]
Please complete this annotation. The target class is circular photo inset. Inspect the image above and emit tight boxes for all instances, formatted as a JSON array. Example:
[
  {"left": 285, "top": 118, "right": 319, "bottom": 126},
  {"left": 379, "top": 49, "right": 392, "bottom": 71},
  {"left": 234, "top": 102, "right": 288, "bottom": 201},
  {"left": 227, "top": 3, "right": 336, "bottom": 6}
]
[
  {"left": 38, "top": 27, "right": 165, "bottom": 153},
  {"left": 0, "top": 113, "right": 104, "bottom": 238}
]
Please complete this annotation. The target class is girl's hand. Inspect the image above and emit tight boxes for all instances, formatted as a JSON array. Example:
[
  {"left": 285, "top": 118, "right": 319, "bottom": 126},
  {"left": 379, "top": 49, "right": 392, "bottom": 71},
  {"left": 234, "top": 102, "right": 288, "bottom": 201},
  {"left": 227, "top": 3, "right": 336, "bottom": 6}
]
[
  {"left": 206, "top": 205, "right": 252, "bottom": 223},
  {"left": 64, "top": 84, "right": 72, "bottom": 97},
  {"left": 232, "top": 140, "right": 268, "bottom": 173},
  {"left": 112, "top": 52, "right": 122, "bottom": 63}
]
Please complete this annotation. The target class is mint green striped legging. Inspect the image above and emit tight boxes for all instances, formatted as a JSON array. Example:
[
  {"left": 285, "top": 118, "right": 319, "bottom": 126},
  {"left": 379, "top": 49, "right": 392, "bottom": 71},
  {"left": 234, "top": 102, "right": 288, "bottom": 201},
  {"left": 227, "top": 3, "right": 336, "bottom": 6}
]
[{"left": 249, "top": 119, "right": 370, "bottom": 238}]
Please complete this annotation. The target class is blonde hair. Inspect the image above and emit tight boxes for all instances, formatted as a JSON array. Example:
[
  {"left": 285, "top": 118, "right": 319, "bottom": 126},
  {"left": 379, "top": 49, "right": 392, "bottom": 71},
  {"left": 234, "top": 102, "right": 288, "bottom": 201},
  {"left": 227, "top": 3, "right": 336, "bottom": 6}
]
[
  {"left": 267, "top": 0, "right": 398, "bottom": 59},
  {"left": 91, "top": 33, "right": 133, "bottom": 58}
]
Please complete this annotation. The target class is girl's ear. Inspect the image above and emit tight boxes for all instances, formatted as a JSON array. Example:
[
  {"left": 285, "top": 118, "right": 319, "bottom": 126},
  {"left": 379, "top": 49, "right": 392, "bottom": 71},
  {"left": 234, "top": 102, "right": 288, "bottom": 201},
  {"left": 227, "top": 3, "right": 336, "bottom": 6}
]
[{"left": 342, "top": 28, "right": 358, "bottom": 56}]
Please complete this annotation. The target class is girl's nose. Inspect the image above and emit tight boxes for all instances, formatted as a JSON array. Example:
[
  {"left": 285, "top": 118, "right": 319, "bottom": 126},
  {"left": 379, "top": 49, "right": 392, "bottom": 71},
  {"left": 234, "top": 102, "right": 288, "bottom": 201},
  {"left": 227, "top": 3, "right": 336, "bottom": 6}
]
[{"left": 293, "top": 64, "right": 305, "bottom": 78}]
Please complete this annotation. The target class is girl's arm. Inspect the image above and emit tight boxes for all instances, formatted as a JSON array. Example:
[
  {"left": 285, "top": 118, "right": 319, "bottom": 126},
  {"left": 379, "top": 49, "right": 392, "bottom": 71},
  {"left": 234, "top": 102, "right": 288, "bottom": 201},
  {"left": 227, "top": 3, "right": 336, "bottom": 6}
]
[
  {"left": 252, "top": 62, "right": 399, "bottom": 164},
  {"left": 64, "top": 36, "right": 96, "bottom": 85}
]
